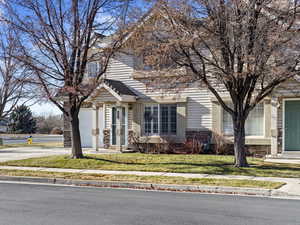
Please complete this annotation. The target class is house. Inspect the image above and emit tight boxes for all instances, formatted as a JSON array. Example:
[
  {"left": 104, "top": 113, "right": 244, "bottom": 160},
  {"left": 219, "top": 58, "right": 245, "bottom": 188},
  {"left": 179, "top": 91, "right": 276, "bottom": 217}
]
[
  {"left": 62, "top": 52, "right": 300, "bottom": 157},
  {"left": 63, "top": 8, "right": 300, "bottom": 158}
]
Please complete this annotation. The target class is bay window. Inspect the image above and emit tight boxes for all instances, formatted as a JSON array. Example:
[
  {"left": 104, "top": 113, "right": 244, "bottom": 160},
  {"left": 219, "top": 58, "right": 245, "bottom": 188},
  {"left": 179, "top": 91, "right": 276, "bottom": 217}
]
[
  {"left": 144, "top": 104, "right": 177, "bottom": 135},
  {"left": 223, "top": 103, "right": 264, "bottom": 136}
]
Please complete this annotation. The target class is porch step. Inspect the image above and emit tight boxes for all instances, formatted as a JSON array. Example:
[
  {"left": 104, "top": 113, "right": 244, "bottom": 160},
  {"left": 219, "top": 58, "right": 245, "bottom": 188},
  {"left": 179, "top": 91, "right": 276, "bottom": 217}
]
[
  {"left": 266, "top": 152, "right": 300, "bottom": 159},
  {"left": 121, "top": 149, "right": 136, "bottom": 153}
]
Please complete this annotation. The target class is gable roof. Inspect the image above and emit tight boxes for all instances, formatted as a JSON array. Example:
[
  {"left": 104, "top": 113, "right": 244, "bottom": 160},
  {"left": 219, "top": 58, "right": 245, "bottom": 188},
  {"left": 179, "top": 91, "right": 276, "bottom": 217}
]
[
  {"left": 88, "top": 79, "right": 137, "bottom": 103},
  {"left": 103, "top": 79, "right": 137, "bottom": 96}
]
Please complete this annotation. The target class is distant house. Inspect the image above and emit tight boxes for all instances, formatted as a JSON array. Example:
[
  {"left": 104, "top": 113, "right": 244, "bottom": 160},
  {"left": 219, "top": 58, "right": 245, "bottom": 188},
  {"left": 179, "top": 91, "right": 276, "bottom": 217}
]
[
  {"left": 63, "top": 7, "right": 300, "bottom": 158},
  {"left": 0, "top": 119, "right": 8, "bottom": 133}
]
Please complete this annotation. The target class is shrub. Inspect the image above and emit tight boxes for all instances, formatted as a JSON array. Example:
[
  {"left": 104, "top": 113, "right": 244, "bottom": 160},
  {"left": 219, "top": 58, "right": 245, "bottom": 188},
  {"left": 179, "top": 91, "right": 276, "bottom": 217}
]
[
  {"left": 211, "top": 132, "right": 234, "bottom": 155},
  {"left": 129, "top": 131, "right": 205, "bottom": 154},
  {"left": 50, "top": 127, "right": 63, "bottom": 135},
  {"left": 35, "top": 114, "right": 63, "bottom": 134}
]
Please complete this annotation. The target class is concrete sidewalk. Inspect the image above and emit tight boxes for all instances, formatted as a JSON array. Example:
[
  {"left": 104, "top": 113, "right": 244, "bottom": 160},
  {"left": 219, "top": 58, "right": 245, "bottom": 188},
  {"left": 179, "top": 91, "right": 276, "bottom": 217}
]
[
  {"left": 0, "top": 165, "right": 299, "bottom": 198},
  {"left": 265, "top": 158, "right": 300, "bottom": 164}
]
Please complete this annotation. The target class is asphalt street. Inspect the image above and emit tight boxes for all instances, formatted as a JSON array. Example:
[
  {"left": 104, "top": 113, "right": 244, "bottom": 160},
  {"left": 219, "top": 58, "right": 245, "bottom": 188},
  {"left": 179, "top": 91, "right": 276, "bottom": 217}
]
[{"left": 0, "top": 182, "right": 300, "bottom": 225}]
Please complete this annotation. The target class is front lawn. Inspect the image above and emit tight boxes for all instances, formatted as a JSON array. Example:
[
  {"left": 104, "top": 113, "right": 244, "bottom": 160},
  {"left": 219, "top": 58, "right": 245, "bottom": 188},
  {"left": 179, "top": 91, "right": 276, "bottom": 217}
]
[
  {"left": 0, "top": 169, "right": 284, "bottom": 189},
  {"left": 1, "top": 153, "right": 300, "bottom": 178}
]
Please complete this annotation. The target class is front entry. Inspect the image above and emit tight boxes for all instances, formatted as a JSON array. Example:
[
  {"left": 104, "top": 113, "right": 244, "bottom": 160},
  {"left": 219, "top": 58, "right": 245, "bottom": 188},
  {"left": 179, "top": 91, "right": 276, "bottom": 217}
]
[
  {"left": 284, "top": 100, "right": 300, "bottom": 151},
  {"left": 111, "top": 106, "right": 127, "bottom": 147}
]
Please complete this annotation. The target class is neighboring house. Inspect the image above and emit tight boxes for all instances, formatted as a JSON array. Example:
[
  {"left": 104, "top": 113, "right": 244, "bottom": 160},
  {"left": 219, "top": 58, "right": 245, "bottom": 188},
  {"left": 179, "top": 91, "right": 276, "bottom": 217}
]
[
  {"left": 0, "top": 119, "right": 8, "bottom": 133},
  {"left": 63, "top": 10, "right": 300, "bottom": 158}
]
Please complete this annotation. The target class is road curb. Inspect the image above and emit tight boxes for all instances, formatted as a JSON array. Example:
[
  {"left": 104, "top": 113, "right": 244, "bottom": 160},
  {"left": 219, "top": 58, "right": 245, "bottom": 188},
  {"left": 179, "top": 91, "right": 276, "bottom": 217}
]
[{"left": 0, "top": 175, "right": 288, "bottom": 197}]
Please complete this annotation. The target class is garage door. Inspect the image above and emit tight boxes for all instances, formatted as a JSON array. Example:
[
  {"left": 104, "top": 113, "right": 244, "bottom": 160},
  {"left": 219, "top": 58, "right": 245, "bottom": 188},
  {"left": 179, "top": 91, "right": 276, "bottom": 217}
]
[{"left": 79, "top": 109, "right": 93, "bottom": 148}]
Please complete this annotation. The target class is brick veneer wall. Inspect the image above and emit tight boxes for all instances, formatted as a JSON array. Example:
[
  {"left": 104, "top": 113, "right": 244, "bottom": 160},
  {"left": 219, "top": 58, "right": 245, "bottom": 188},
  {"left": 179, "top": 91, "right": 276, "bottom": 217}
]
[
  {"left": 186, "top": 130, "right": 212, "bottom": 143},
  {"left": 103, "top": 129, "right": 110, "bottom": 149}
]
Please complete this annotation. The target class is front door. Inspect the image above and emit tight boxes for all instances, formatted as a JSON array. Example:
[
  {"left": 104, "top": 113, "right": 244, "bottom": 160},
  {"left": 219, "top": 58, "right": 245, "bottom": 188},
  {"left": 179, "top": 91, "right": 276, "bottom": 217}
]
[
  {"left": 284, "top": 100, "right": 300, "bottom": 151},
  {"left": 111, "top": 106, "right": 127, "bottom": 146}
]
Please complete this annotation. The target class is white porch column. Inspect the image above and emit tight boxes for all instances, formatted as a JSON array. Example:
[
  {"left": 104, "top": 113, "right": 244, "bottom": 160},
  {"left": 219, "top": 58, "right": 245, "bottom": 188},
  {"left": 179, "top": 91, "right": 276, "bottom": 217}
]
[
  {"left": 271, "top": 97, "right": 278, "bottom": 156},
  {"left": 92, "top": 105, "right": 99, "bottom": 151}
]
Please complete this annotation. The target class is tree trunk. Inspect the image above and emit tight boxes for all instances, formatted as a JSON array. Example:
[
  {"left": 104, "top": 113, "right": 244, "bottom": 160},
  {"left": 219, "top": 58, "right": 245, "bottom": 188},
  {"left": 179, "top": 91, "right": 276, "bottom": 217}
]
[
  {"left": 232, "top": 116, "right": 249, "bottom": 167},
  {"left": 70, "top": 112, "right": 84, "bottom": 159}
]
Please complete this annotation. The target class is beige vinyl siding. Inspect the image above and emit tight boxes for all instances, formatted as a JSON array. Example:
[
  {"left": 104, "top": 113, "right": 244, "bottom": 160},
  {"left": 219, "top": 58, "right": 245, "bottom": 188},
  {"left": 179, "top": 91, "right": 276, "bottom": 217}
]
[
  {"left": 105, "top": 104, "right": 111, "bottom": 129},
  {"left": 128, "top": 108, "right": 133, "bottom": 130},
  {"left": 105, "top": 53, "right": 213, "bottom": 131},
  {"left": 95, "top": 89, "right": 117, "bottom": 102}
]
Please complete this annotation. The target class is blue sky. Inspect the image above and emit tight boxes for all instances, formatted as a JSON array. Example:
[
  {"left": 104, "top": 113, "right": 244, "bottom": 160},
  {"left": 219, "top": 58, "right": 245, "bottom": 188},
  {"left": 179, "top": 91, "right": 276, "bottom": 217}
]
[{"left": 6, "top": 0, "right": 152, "bottom": 117}]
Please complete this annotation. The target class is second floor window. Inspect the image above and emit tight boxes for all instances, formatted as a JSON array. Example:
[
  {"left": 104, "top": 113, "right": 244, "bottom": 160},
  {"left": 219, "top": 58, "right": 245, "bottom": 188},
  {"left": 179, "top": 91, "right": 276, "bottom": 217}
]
[{"left": 87, "top": 62, "right": 100, "bottom": 78}]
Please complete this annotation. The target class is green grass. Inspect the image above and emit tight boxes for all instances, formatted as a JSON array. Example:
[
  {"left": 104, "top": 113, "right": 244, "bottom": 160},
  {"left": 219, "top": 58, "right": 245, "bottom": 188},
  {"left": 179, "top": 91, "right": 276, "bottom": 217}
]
[
  {"left": 0, "top": 142, "right": 63, "bottom": 149},
  {"left": 1, "top": 153, "right": 300, "bottom": 178},
  {"left": 0, "top": 169, "right": 284, "bottom": 189}
]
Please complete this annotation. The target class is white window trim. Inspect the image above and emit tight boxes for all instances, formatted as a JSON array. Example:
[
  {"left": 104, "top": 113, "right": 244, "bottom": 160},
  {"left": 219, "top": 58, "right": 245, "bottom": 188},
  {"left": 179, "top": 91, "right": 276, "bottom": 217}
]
[
  {"left": 87, "top": 61, "right": 100, "bottom": 78},
  {"left": 282, "top": 98, "right": 300, "bottom": 153},
  {"left": 109, "top": 105, "right": 128, "bottom": 146},
  {"left": 221, "top": 103, "right": 266, "bottom": 138}
]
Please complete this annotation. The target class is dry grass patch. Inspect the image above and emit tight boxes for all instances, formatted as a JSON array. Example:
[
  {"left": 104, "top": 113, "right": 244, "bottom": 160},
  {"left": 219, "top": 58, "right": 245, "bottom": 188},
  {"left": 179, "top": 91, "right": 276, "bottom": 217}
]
[
  {"left": 0, "top": 169, "right": 284, "bottom": 189},
  {"left": 0, "top": 142, "right": 63, "bottom": 149}
]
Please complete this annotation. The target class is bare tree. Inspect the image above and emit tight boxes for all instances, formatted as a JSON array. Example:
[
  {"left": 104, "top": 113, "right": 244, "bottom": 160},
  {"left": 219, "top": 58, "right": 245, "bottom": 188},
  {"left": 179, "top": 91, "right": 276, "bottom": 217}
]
[
  {"left": 35, "top": 113, "right": 63, "bottom": 134},
  {"left": 131, "top": 0, "right": 300, "bottom": 167},
  {"left": 0, "top": 26, "right": 32, "bottom": 121},
  {"left": 2, "top": 0, "right": 131, "bottom": 158}
]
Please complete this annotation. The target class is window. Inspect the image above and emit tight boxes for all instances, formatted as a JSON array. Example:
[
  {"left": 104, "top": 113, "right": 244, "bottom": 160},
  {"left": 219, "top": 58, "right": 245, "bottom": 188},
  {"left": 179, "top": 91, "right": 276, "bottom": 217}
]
[
  {"left": 144, "top": 104, "right": 177, "bottom": 135},
  {"left": 223, "top": 103, "right": 264, "bottom": 136},
  {"left": 87, "top": 62, "right": 100, "bottom": 78},
  {"left": 144, "top": 105, "right": 159, "bottom": 135}
]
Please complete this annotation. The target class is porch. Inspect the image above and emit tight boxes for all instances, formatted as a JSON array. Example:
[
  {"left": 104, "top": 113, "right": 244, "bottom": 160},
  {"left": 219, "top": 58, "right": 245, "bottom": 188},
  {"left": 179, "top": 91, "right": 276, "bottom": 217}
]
[
  {"left": 269, "top": 96, "right": 300, "bottom": 158},
  {"left": 79, "top": 79, "right": 137, "bottom": 151}
]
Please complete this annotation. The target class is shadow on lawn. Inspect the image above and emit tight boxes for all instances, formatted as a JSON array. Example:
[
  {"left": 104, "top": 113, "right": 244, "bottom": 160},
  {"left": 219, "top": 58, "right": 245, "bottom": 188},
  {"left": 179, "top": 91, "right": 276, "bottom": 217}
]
[
  {"left": 83, "top": 156, "right": 300, "bottom": 177},
  {"left": 84, "top": 156, "right": 233, "bottom": 166},
  {"left": 84, "top": 156, "right": 140, "bottom": 165}
]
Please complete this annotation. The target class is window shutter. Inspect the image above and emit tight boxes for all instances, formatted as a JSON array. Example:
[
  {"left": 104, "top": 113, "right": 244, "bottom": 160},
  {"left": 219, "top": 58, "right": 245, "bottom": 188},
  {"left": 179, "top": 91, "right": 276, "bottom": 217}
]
[
  {"left": 132, "top": 103, "right": 143, "bottom": 136},
  {"left": 212, "top": 101, "right": 222, "bottom": 134},
  {"left": 177, "top": 103, "right": 186, "bottom": 141}
]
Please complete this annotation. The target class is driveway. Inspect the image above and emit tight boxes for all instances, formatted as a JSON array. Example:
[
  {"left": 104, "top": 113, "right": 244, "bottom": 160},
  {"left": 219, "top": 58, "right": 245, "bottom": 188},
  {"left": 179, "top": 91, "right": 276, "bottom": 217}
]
[
  {"left": 1, "top": 135, "right": 63, "bottom": 145},
  {"left": 0, "top": 147, "right": 120, "bottom": 162},
  {"left": 0, "top": 147, "right": 69, "bottom": 162}
]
